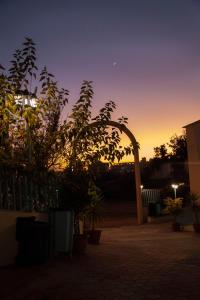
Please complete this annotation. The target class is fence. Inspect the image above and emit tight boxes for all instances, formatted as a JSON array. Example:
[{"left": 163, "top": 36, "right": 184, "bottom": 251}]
[
  {"left": 0, "top": 166, "right": 62, "bottom": 211},
  {"left": 142, "top": 189, "right": 161, "bottom": 207}
]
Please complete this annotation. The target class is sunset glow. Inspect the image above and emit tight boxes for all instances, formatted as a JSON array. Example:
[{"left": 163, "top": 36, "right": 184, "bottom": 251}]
[{"left": 1, "top": 0, "right": 200, "bottom": 161}]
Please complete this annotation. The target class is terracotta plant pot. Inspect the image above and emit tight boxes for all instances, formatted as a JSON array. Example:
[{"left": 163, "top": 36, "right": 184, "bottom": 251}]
[
  {"left": 172, "top": 222, "right": 182, "bottom": 232},
  {"left": 193, "top": 224, "right": 200, "bottom": 233},
  {"left": 87, "top": 230, "right": 102, "bottom": 245},
  {"left": 73, "top": 234, "right": 87, "bottom": 254}
]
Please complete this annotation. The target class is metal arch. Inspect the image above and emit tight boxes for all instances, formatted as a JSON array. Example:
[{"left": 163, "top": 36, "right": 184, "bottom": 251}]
[{"left": 87, "top": 120, "right": 143, "bottom": 225}]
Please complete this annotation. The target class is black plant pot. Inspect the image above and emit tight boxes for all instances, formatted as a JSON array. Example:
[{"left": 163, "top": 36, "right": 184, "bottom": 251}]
[{"left": 73, "top": 234, "right": 87, "bottom": 254}]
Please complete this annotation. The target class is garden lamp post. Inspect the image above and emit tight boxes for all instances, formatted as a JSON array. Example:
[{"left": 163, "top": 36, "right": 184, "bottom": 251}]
[{"left": 171, "top": 184, "right": 178, "bottom": 199}]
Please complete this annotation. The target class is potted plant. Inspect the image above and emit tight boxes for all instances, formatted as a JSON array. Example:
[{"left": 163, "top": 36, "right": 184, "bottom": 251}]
[
  {"left": 84, "top": 181, "right": 104, "bottom": 244},
  {"left": 186, "top": 192, "right": 200, "bottom": 233},
  {"left": 164, "top": 197, "right": 183, "bottom": 231}
]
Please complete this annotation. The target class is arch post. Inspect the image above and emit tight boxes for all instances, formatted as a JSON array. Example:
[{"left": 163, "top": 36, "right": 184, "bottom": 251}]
[{"left": 134, "top": 148, "right": 143, "bottom": 225}]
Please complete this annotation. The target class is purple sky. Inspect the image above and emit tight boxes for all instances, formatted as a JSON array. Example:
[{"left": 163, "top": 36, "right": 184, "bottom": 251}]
[{"left": 1, "top": 0, "right": 200, "bottom": 159}]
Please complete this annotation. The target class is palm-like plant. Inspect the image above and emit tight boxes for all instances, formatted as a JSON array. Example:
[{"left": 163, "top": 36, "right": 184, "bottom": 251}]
[{"left": 164, "top": 197, "right": 183, "bottom": 217}]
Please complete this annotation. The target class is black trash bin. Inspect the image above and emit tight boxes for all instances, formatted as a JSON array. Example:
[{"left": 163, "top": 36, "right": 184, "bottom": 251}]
[
  {"left": 16, "top": 217, "right": 49, "bottom": 265},
  {"left": 148, "top": 203, "right": 157, "bottom": 217},
  {"left": 148, "top": 203, "right": 161, "bottom": 217},
  {"left": 16, "top": 216, "right": 36, "bottom": 242}
]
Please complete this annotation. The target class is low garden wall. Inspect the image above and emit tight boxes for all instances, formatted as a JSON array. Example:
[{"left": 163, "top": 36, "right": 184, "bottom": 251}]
[{"left": 0, "top": 210, "right": 48, "bottom": 266}]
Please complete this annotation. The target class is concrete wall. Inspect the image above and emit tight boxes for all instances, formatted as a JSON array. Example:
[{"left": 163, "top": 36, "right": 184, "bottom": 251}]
[
  {"left": 185, "top": 121, "right": 200, "bottom": 195},
  {"left": 0, "top": 210, "right": 48, "bottom": 266}
]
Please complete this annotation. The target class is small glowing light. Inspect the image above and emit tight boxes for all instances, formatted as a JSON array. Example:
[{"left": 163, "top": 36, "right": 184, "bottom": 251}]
[
  {"left": 15, "top": 95, "right": 37, "bottom": 107},
  {"left": 140, "top": 185, "right": 144, "bottom": 189},
  {"left": 171, "top": 184, "right": 178, "bottom": 190}
]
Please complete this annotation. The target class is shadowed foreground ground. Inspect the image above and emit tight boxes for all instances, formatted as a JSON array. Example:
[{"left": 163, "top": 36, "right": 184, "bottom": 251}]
[{"left": 1, "top": 218, "right": 200, "bottom": 300}]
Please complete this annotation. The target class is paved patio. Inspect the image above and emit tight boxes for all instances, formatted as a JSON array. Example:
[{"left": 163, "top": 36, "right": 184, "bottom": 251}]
[{"left": 1, "top": 218, "right": 200, "bottom": 300}]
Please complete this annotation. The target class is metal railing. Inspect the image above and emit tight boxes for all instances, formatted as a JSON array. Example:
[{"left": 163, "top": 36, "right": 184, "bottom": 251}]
[
  {"left": 142, "top": 189, "right": 161, "bottom": 207},
  {"left": 0, "top": 166, "right": 61, "bottom": 211}
]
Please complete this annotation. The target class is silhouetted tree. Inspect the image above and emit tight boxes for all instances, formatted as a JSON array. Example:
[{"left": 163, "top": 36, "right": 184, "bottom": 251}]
[
  {"left": 168, "top": 134, "right": 188, "bottom": 183},
  {"left": 149, "top": 133, "right": 188, "bottom": 185},
  {"left": 168, "top": 134, "right": 187, "bottom": 162},
  {"left": 154, "top": 144, "right": 169, "bottom": 160},
  {"left": 0, "top": 38, "right": 69, "bottom": 169},
  {"left": 0, "top": 38, "right": 133, "bottom": 172}
]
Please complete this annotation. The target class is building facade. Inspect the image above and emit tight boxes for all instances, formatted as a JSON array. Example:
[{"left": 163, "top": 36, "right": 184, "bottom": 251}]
[{"left": 184, "top": 120, "right": 200, "bottom": 195}]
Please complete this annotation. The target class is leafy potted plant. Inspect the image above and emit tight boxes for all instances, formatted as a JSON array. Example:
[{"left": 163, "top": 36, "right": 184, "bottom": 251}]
[
  {"left": 186, "top": 192, "right": 200, "bottom": 233},
  {"left": 84, "top": 181, "right": 104, "bottom": 244},
  {"left": 164, "top": 197, "right": 183, "bottom": 231}
]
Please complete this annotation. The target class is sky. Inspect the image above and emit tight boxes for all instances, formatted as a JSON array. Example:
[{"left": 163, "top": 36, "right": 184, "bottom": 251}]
[{"left": 1, "top": 0, "right": 200, "bottom": 160}]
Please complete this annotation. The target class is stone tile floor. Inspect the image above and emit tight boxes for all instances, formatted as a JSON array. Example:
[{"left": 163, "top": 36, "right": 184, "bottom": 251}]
[{"left": 1, "top": 219, "right": 200, "bottom": 300}]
